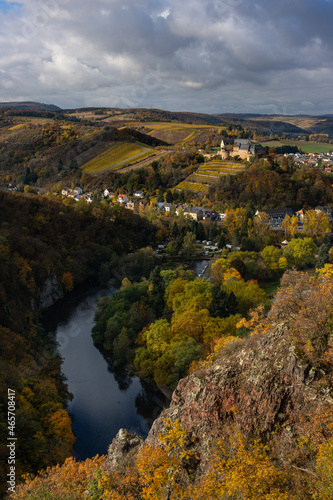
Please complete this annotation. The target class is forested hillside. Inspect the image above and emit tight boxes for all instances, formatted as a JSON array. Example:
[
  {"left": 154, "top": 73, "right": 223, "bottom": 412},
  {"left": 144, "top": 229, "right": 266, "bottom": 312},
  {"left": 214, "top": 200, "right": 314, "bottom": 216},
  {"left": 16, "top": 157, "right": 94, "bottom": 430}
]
[
  {"left": 1, "top": 104, "right": 333, "bottom": 499},
  {"left": 0, "top": 191, "right": 156, "bottom": 498},
  {"left": 8, "top": 269, "right": 333, "bottom": 499}
]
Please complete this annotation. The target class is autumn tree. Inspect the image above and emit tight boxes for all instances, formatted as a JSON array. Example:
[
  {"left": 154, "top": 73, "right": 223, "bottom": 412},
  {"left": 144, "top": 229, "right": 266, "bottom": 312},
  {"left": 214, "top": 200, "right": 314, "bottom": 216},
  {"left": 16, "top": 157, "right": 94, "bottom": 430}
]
[
  {"left": 252, "top": 211, "right": 271, "bottom": 248},
  {"left": 303, "top": 209, "right": 331, "bottom": 238},
  {"left": 181, "top": 231, "right": 197, "bottom": 255},
  {"left": 224, "top": 279, "right": 269, "bottom": 317},
  {"left": 210, "top": 258, "right": 230, "bottom": 286},
  {"left": 269, "top": 269, "right": 333, "bottom": 363},
  {"left": 10, "top": 456, "right": 107, "bottom": 500},
  {"left": 314, "top": 438, "right": 333, "bottom": 499},
  {"left": 224, "top": 207, "right": 246, "bottom": 240},
  {"left": 261, "top": 245, "right": 282, "bottom": 271},
  {"left": 136, "top": 418, "right": 196, "bottom": 500},
  {"left": 281, "top": 214, "right": 298, "bottom": 240},
  {"left": 209, "top": 285, "right": 238, "bottom": 318},
  {"left": 283, "top": 237, "right": 317, "bottom": 269},
  {"left": 192, "top": 432, "right": 290, "bottom": 500}
]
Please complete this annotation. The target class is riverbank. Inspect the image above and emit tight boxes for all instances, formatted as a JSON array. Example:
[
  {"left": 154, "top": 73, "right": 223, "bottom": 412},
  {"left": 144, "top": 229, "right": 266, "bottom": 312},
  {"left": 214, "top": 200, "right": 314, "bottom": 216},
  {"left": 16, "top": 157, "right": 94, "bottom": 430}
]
[{"left": 43, "top": 281, "right": 169, "bottom": 460}]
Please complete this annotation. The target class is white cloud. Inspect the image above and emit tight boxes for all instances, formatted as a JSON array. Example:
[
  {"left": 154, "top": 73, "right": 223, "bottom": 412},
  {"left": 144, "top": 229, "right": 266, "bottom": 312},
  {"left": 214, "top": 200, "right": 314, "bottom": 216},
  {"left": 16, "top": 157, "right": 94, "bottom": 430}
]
[{"left": 0, "top": 0, "right": 332, "bottom": 113}]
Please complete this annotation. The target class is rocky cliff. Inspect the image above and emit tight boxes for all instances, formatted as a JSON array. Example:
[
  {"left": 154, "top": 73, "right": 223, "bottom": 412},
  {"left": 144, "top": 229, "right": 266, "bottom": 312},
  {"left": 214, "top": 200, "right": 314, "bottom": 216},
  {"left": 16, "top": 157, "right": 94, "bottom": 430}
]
[
  {"left": 108, "top": 323, "right": 333, "bottom": 474},
  {"left": 39, "top": 272, "right": 64, "bottom": 309}
]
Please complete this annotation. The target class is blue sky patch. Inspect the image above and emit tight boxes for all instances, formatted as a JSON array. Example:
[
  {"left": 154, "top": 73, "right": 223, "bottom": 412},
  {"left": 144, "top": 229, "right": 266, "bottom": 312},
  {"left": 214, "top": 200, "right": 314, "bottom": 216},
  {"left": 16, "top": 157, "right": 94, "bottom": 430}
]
[{"left": 0, "top": 1, "right": 22, "bottom": 14}]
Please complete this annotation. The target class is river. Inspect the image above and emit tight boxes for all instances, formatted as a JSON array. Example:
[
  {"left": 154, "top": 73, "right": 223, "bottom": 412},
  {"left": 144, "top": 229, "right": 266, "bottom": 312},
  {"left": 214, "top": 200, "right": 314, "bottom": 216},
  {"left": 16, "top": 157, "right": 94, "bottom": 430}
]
[
  {"left": 43, "top": 260, "right": 209, "bottom": 460},
  {"left": 43, "top": 284, "right": 168, "bottom": 460}
]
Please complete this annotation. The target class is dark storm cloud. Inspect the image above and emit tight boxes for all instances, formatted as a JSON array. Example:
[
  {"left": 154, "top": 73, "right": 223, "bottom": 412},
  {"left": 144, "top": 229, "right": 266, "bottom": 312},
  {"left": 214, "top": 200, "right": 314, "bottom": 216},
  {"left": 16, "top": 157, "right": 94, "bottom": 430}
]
[{"left": 0, "top": 0, "right": 332, "bottom": 113}]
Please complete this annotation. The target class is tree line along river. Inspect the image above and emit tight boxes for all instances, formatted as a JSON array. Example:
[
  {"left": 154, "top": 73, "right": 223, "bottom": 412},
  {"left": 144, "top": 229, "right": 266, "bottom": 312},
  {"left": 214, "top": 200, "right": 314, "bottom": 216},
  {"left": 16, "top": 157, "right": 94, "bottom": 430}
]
[{"left": 42, "top": 261, "right": 208, "bottom": 459}]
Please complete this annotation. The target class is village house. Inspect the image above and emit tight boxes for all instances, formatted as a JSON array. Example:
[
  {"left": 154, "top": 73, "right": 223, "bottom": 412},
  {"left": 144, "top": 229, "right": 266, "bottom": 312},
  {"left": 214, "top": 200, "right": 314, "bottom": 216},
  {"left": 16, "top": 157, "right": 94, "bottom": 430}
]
[
  {"left": 104, "top": 188, "right": 114, "bottom": 198},
  {"left": 125, "top": 200, "right": 135, "bottom": 211},
  {"left": 255, "top": 208, "right": 294, "bottom": 227},
  {"left": 62, "top": 187, "right": 82, "bottom": 199},
  {"left": 133, "top": 190, "right": 144, "bottom": 198},
  {"left": 202, "top": 209, "right": 212, "bottom": 220},
  {"left": 81, "top": 193, "right": 93, "bottom": 203},
  {"left": 61, "top": 187, "right": 72, "bottom": 197},
  {"left": 296, "top": 208, "right": 307, "bottom": 224},
  {"left": 117, "top": 194, "right": 129, "bottom": 204},
  {"left": 315, "top": 206, "right": 333, "bottom": 221},
  {"left": 183, "top": 207, "right": 204, "bottom": 221}
]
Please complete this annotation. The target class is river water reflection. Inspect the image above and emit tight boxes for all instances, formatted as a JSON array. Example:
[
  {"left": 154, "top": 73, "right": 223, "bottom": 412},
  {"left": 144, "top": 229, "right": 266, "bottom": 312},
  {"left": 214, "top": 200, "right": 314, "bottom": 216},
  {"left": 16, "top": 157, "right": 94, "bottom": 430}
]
[{"left": 43, "top": 284, "right": 168, "bottom": 460}]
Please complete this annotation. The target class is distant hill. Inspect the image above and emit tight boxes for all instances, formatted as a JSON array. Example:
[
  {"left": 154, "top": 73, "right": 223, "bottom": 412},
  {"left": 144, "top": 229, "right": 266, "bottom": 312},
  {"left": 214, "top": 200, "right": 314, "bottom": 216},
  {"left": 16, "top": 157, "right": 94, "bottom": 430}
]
[
  {"left": 68, "top": 107, "right": 333, "bottom": 137},
  {"left": 0, "top": 101, "right": 62, "bottom": 111},
  {"left": 67, "top": 107, "right": 224, "bottom": 126},
  {"left": 126, "top": 108, "right": 223, "bottom": 125},
  {"left": 214, "top": 113, "right": 311, "bottom": 136},
  {"left": 214, "top": 113, "right": 333, "bottom": 137}
]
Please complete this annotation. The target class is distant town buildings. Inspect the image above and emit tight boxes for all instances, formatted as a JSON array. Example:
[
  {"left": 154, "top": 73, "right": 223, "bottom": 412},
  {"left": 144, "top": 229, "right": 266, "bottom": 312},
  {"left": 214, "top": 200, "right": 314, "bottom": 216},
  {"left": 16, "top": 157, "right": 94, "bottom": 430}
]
[{"left": 282, "top": 151, "right": 333, "bottom": 168}]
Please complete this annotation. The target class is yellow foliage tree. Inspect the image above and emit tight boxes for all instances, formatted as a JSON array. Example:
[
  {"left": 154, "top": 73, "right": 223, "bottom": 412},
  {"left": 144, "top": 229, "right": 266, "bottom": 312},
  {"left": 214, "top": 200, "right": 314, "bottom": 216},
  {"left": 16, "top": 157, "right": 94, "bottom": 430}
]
[
  {"left": 11, "top": 456, "right": 107, "bottom": 500},
  {"left": 317, "top": 263, "right": 333, "bottom": 279},
  {"left": 192, "top": 432, "right": 290, "bottom": 500},
  {"left": 136, "top": 418, "right": 195, "bottom": 500},
  {"left": 223, "top": 267, "right": 243, "bottom": 283},
  {"left": 236, "top": 305, "right": 273, "bottom": 336},
  {"left": 314, "top": 438, "right": 333, "bottom": 499},
  {"left": 303, "top": 210, "right": 331, "bottom": 238},
  {"left": 224, "top": 207, "right": 246, "bottom": 239},
  {"left": 120, "top": 277, "right": 131, "bottom": 290},
  {"left": 210, "top": 258, "right": 230, "bottom": 285},
  {"left": 281, "top": 214, "right": 298, "bottom": 240},
  {"left": 61, "top": 271, "right": 73, "bottom": 292}
]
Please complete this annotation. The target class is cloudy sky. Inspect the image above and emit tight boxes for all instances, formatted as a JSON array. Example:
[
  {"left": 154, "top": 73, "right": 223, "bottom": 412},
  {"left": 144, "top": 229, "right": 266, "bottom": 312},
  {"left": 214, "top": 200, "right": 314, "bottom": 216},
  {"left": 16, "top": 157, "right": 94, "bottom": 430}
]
[{"left": 0, "top": 0, "right": 332, "bottom": 114}]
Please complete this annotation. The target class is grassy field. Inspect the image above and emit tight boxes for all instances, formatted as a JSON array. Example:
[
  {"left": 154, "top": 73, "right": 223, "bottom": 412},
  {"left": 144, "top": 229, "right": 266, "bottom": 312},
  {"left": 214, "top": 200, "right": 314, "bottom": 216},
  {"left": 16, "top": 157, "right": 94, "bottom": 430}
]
[
  {"left": 9, "top": 123, "right": 26, "bottom": 130},
  {"left": 175, "top": 159, "right": 246, "bottom": 193},
  {"left": 132, "top": 122, "right": 221, "bottom": 145},
  {"left": 176, "top": 181, "right": 209, "bottom": 193},
  {"left": 81, "top": 142, "right": 152, "bottom": 173},
  {"left": 75, "top": 141, "right": 116, "bottom": 168},
  {"left": 262, "top": 140, "right": 333, "bottom": 154},
  {"left": 112, "top": 150, "right": 156, "bottom": 171}
]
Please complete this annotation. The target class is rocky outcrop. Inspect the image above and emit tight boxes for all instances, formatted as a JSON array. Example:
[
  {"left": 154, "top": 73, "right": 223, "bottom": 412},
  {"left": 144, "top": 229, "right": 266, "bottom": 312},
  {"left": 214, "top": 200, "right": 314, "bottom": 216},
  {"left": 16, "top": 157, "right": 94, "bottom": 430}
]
[
  {"left": 105, "top": 324, "right": 332, "bottom": 477},
  {"left": 146, "top": 325, "right": 333, "bottom": 459},
  {"left": 107, "top": 429, "right": 143, "bottom": 471},
  {"left": 39, "top": 273, "right": 63, "bottom": 309}
]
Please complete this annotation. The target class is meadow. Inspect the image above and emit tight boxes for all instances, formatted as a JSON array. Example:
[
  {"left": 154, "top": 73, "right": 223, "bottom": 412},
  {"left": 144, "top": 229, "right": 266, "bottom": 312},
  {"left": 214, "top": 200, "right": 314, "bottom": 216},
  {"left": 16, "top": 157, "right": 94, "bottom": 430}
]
[
  {"left": 81, "top": 142, "right": 154, "bottom": 173},
  {"left": 262, "top": 140, "right": 333, "bottom": 154}
]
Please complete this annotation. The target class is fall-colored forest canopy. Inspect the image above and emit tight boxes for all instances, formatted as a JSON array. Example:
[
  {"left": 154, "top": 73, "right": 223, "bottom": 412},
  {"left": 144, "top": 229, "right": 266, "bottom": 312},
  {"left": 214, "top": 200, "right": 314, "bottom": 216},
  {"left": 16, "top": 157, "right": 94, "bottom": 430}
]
[
  {"left": 2, "top": 107, "right": 333, "bottom": 499},
  {"left": 9, "top": 271, "right": 333, "bottom": 500},
  {"left": 93, "top": 251, "right": 270, "bottom": 389},
  {"left": 0, "top": 190, "right": 156, "bottom": 498}
]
